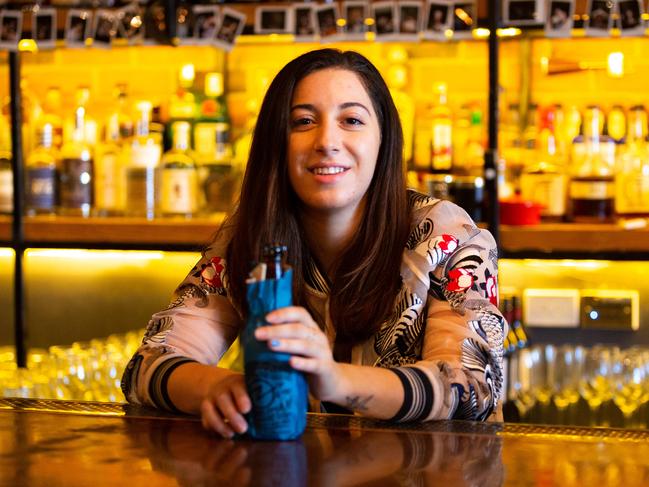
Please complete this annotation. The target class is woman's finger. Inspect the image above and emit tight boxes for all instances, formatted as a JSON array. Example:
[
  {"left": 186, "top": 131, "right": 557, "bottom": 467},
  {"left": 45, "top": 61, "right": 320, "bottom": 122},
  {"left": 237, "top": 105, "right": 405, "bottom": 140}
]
[
  {"left": 231, "top": 379, "right": 252, "bottom": 414},
  {"left": 215, "top": 392, "right": 249, "bottom": 434},
  {"left": 289, "top": 355, "right": 322, "bottom": 373},
  {"left": 268, "top": 337, "right": 327, "bottom": 358},
  {"left": 201, "top": 399, "right": 235, "bottom": 438},
  {"left": 255, "top": 322, "right": 323, "bottom": 341},
  {"left": 265, "top": 306, "right": 316, "bottom": 326}
]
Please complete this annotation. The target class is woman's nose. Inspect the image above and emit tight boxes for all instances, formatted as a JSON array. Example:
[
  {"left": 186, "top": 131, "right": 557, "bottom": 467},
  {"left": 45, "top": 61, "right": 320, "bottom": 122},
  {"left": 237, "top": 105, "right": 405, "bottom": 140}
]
[{"left": 314, "top": 120, "right": 340, "bottom": 155}]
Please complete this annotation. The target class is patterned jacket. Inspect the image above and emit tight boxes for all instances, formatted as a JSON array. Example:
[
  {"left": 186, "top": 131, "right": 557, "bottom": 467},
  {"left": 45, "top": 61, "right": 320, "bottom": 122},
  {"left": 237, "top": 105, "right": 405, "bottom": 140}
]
[{"left": 121, "top": 193, "right": 507, "bottom": 422}]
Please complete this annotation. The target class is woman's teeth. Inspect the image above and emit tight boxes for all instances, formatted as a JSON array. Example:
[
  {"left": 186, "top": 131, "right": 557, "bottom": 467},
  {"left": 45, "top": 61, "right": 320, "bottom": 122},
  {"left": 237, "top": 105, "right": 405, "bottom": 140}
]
[{"left": 312, "top": 167, "right": 346, "bottom": 175}]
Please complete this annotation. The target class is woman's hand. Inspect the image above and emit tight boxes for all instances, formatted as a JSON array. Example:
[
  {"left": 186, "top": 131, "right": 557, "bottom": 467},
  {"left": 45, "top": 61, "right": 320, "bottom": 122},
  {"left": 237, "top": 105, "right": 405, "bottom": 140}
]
[
  {"left": 200, "top": 372, "right": 251, "bottom": 439},
  {"left": 255, "top": 306, "right": 343, "bottom": 401}
]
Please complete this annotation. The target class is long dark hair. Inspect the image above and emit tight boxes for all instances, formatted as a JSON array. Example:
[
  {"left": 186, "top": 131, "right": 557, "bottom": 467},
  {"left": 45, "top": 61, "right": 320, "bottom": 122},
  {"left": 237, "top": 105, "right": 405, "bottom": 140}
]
[{"left": 224, "top": 48, "right": 410, "bottom": 351}]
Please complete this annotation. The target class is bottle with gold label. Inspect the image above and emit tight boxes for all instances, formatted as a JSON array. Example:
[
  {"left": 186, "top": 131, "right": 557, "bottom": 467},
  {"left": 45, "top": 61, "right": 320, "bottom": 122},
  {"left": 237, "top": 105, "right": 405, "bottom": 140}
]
[
  {"left": 94, "top": 115, "right": 122, "bottom": 216},
  {"left": 25, "top": 122, "right": 58, "bottom": 215},
  {"left": 615, "top": 105, "right": 649, "bottom": 216},
  {"left": 430, "top": 82, "right": 452, "bottom": 173},
  {"left": 160, "top": 121, "right": 198, "bottom": 218},
  {"left": 569, "top": 105, "right": 616, "bottom": 222},
  {"left": 520, "top": 106, "right": 568, "bottom": 221},
  {"left": 193, "top": 72, "right": 231, "bottom": 165},
  {"left": 606, "top": 104, "right": 626, "bottom": 145}
]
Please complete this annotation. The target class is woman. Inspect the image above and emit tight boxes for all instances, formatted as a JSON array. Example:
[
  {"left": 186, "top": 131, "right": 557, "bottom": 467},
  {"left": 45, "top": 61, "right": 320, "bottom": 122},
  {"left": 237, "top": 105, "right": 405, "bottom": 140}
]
[{"left": 121, "top": 49, "right": 506, "bottom": 438}]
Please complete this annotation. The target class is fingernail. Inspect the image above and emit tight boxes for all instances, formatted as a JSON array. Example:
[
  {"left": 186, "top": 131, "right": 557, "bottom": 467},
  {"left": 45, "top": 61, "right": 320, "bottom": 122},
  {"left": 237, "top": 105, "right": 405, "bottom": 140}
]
[
  {"left": 254, "top": 328, "right": 265, "bottom": 339},
  {"left": 270, "top": 339, "right": 280, "bottom": 347}
]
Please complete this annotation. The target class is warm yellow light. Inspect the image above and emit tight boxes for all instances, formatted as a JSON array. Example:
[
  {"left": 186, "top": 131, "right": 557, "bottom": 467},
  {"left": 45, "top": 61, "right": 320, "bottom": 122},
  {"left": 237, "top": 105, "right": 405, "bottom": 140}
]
[
  {"left": 522, "top": 259, "right": 610, "bottom": 270},
  {"left": 130, "top": 15, "right": 143, "bottom": 29},
  {"left": 455, "top": 8, "right": 473, "bottom": 26},
  {"left": 336, "top": 18, "right": 346, "bottom": 27},
  {"left": 473, "top": 28, "right": 490, "bottom": 38},
  {"left": 540, "top": 56, "right": 549, "bottom": 74},
  {"left": 179, "top": 64, "right": 195, "bottom": 87},
  {"left": 364, "top": 18, "right": 375, "bottom": 26},
  {"left": 25, "top": 249, "right": 165, "bottom": 261},
  {"left": 642, "top": 13, "right": 649, "bottom": 20},
  {"left": 497, "top": 27, "right": 522, "bottom": 37},
  {"left": 444, "top": 29, "right": 454, "bottom": 39},
  {"left": 18, "top": 39, "right": 38, "bottom": 53},
  {"left": 0, "top": 248, "right": 14, "bottom": 258},
  {"left": 607, "top": 52, "right": 624, "bottom": 77}
]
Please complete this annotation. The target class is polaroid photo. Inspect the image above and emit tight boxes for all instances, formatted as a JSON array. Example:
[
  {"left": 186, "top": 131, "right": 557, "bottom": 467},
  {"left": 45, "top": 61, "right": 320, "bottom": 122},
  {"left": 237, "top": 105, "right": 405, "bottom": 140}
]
[
  {"left": 116, "top": 3, "right": 144, "bottom": 45},
  {"left": 397, "top": 2, "right": 423, "bottom": 40},
  {"left": 293, "top": 3, "right": 316, "bottom": 41},
  {"left": 504, "top": 0, "right": 546, "bottom": 25},
  {"left": 214, "top": 7, "right": 245, "bottom": 51},
  {"left": 315, "top": 4, "right": 342, "bottom": 41},
  {"left": 545, "top": 0, "right": 574, "bottom": 37},
  {"left": 373, "top": 1, "right": 397, "bottom": 41},
  {"left": 175, "top": 4, "right": 194, "bottom": 44},
  {"left": 585, "top": 0, "right": 613, "bottom": 36},
  {"left": 143, "top": 1, "right": 168, "bottom": 44},
  {"left": 33, "top": 8, "right": 57, "bottom": 49},
  {"left": 255, "top": 6, "right": 293, "bottom": 34},
  {"left": 617, "top": 0, "right": 645, "bottom": 36},
  {"left": 91, "top": 9, "right": 116, "bottom": 48},
  {"left": 451, "top": 0, "right": 477, "bottom": 38},
  {"left": 65, "top": 9, "right": 90, "bottom": 48},
  {"left": 0, "top": 10, "right": 23, "bottom": 51},
  {"left": 343, "top": 1, "right": 369, "bottom": 40},
  {"left": 424, "top": 0, "right": 453, "bottom": 40},
  {"left": 192, "top": 5, "right": 220, "bottom": 45}
]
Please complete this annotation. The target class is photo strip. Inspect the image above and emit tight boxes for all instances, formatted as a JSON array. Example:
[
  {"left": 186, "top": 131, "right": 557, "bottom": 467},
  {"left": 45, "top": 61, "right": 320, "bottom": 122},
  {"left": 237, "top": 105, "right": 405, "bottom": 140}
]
[
  {"left": 343, "top": 1, "right": 369, "bottom": 40},
  {"left": 503, "top": 0, "right": 546, "bottom": 25},
  {"left": 585, "top": 0, "right": 614, "bottom": 36},
  {"left": 544, "top": 0, "right": 574, "bottom": 37},
  {"left": 617, "top": 0, "right": 645, "bottom": 36},
  {"left": 293, "top": 3, "right": 316, "bottom": 41},
  {"left": 0, "top": 10, "right": 23, "bottom": 51},
  {"left": 424, "top": 0, "right": 453, "bottom": 40},
  {"left": 65, "top": 9, "right": 90, "bottom": 48},
  {"left": 214, "top": 7, "right": 246, "bottom": 51},
  {"left": 373, "top": 1, "right": 397, "bottom": 41},
  {"left": 192, "top": 5, "right": 220, "bottom": 44},
  {"left": 255, "top": 6, "right": 293, "bottom": 35},
  {"left": 33, "top": 8, "right": 57, "bottom": 50},
  {"left": 315, "top": 4, "right": 342, "bottom": 41},
  {"left": 397, "top": 2, "right": 423, "bottom": 40}
]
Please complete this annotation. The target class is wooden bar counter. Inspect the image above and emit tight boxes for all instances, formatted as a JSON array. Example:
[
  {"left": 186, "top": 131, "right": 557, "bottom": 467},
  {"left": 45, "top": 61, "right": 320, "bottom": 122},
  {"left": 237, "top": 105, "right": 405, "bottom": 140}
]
[{"left": 2, "top": 398, "right": 649, "bottom": 486}]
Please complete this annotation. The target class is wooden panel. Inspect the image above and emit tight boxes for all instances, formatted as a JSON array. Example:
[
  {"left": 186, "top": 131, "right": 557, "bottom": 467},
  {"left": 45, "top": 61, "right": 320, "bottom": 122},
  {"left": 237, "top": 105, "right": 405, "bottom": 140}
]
[{"left": 0, "top": 215, "right": 10, "bottom": 241}]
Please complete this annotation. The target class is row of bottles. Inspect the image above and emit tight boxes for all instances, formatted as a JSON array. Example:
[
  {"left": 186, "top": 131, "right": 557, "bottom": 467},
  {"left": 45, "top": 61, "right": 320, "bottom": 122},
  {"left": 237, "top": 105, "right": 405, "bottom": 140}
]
[
  {"left": 0, "top": 68, "right": 250, "bottom": 219},
  {"left": 506, "top": 102, "right": 649, "bottom": 222}
]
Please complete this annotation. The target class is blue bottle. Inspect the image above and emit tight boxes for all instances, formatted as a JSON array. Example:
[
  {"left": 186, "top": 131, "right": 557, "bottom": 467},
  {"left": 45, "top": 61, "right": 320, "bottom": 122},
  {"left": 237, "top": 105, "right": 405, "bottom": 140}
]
[{"left": 241, "top": 245, "right": 308, "bottom": 440}]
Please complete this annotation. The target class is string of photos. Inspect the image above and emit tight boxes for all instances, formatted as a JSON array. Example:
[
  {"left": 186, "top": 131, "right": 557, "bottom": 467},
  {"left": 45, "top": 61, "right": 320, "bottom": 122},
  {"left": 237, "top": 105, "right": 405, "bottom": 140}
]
[{"left": 0, "top": 0, "right": 646, "bottom": 51}]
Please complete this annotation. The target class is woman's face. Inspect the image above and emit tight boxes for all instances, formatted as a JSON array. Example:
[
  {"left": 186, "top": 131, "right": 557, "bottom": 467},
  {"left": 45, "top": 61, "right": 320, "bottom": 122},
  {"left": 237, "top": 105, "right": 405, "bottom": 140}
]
[{"left": 287, "top": 68, "right": 381, "bottom": 219}]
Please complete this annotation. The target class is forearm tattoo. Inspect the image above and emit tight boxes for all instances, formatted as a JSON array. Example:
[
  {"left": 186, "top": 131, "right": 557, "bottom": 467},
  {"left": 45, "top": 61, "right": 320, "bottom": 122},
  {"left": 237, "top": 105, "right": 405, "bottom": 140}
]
[{"left": 345, "top": 395, "right": 373, "bottom": 412}]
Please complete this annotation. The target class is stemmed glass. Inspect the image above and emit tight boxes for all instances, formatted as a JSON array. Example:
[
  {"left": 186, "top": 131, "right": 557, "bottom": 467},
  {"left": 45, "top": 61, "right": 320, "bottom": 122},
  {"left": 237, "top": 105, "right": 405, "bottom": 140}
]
[
  {"left": 578, "top": 345, "right": 616, "bottom": 426},
  {"left": 551, "top": 345, "right": 583, "bottom": 424},
  {"left": 612, "top": 347, "right": 647, "bottom": 428}
]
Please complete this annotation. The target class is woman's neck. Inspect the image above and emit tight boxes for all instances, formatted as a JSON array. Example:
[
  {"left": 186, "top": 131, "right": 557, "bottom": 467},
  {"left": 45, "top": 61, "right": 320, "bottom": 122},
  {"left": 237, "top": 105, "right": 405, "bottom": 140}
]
[{"left": 300, "top": 203, "right": 365, "bottom": 280}]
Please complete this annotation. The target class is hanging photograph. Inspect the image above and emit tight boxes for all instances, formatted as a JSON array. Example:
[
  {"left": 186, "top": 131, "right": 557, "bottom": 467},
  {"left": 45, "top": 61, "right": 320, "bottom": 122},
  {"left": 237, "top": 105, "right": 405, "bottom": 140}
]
[
  {"left": 65, "top": 9, "right": 90, "bottom": 48},
  {"left": 192, "top": 6, "right": 220, "bottom": 44},
  {"left": 617, "top": 0, "right": 645, "bottom": 36},
  {"left": 373, "top": 1, "right": 397, "bottom": 40},
  {"left": 214, "top": 7, "right": 245, "bottom": 51},
  {"left": 503, "top": 0, "right": 546, "bottom": 25},
  {"left": 315, "top": 4, "right": 342, "bottom": 41},
  {"left": 255, "top": 6, "right": 293, "bottom": 35},
  {"left": 585, "top": 0, "right": 613, "bottom": 35},
  {"left": 0, "top": 10, "right": 23, "bottom": 51},
  {"left": 545, "top": 0, "right": 574, "bottom": 37},
  {"left": 293, "top": 3, "right": 315, "bottom": 41},
  {"left": 397, "top": 2, "right": 422, "bottom": 40},
  {"left": 424, "top": 0, "right": 453, "bottom": 40},
  {"left": 451, "top": 0, "right": 477, "bottom": 38},
  {"left": 91, "top": 9, "right": 116, "bottom": 47},
  {"left": 143, "top": 1, "right": 167, "bottom": 44},
  {"left": 33, "top": 8, "right": 57, "bottom": 50},
  {"left": 116, "top": 4, "right": 144, "bottom": 44},
  {"left": 342, "top": 1, "right": 369, "bottom": 39}
]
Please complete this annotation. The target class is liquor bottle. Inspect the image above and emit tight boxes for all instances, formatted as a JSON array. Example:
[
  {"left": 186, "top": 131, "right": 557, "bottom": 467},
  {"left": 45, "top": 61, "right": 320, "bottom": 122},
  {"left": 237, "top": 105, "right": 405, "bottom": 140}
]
[
  {"left": 25, "top": 122, "right": 58, "bottom": 215},
  {"left": 452, "top": 103, "right": 471, "bottom": 175},
  {"left": 0, "top": 114, "right": 12, "bottom": 215},
  {"left": 615, "top": 105, "right": 649, "bottom": 216},
  {"left": 606, "top": 104, "right": 626, "bottom": 145},
  {"left": 193, "top": 72, "right": 231, "bottom": 165},
  {"left": 111, "top": 83, "right": 134, "bottom": 140},
  {"left": 569, "top": 105, "right": 616, "bottom": 222},
  {"left": 465, "top": 107, "right": 485, "bottom": 176},
  {"left": 430, "top": 82, "right": 452, "bottom": 173},
  {"left": 39, "top": 86, "right": 64, "bottom": 151},
  {"left": 166, "top": 64, "right": 197, "bottom": 151},
  {"left": 519, "top": 106, "right": 568, "bottom": 221},
  {"left": 386, "top": 64, "right": 415, "bottom": 167},
  {"left": 500, "top": 103, "right": 524, "bottom": 197},
  {"left": 94, "top": 115, "right": 122, "bottom": 216},
  {"left": 58, "top": 89, "right": 94, "bottom": 217},
  {"left": 242, "top": 244, "right": 308, "bottom": 440},
  {"left": 125, "top": 101, "right": 162, "bottom": 219},
  {"left": 160, "top": 121, "right": 198, "bottom": 217}
]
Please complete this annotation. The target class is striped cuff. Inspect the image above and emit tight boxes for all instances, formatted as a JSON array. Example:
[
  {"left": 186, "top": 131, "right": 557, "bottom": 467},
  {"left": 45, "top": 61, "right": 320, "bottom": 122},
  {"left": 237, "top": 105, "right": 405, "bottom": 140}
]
[
  {"left": 389, "top": 367, "right": 434, "bottom": 422},
  {"left": 148, "top": 357, "right": 197, "bottom": 413}
]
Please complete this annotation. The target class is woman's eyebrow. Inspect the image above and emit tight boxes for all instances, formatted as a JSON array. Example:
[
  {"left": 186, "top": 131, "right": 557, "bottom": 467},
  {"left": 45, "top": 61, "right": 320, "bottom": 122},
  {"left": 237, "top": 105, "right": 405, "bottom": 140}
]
[
  {"left": 290, "top": 102, "right": 371, "bottom": 116},
  {"left": 290, "top": 103, "right": 315, "bottom": 113}
]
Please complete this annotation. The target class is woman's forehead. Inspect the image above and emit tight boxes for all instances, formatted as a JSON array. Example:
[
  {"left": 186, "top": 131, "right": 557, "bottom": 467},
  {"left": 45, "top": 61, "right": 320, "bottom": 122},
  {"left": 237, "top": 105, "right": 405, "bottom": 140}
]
[{"left": 292, "top": 68, "right": 372, "bottom": 106}]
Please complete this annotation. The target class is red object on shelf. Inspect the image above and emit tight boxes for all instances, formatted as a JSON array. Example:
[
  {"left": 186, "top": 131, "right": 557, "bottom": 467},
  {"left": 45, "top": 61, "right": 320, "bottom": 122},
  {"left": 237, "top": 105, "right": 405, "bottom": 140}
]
[{"left": 499, "top": 197, "right": 543, "bottom": 226}]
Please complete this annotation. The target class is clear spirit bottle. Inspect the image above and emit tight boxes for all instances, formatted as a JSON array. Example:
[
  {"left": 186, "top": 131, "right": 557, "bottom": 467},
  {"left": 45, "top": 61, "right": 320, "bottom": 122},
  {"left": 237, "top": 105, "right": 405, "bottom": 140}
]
[
  {"left": 25, "top": 122, "right": 58, "bottom": 215},
  {"left": 160, "top": 121, "right": 198, "bottom": 217},
  {"left": 615, "top": 105, "right": 649, "bottom": 217}
]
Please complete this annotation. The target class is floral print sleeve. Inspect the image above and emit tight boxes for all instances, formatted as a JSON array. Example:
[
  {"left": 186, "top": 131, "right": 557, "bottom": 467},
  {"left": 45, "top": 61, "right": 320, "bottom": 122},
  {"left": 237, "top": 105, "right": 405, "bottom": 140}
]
[
  {"left": 387, "top": 195, "right": 506, "bottom": 422},
  {"left": 121, "top": 238, "right": 243, "bottom": 412}
]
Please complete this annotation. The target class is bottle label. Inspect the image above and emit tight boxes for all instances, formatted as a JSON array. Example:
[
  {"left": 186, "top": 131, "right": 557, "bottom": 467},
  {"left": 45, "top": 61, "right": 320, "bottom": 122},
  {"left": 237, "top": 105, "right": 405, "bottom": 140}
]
[
  {"left": 520, "top": 173, "right": 567, "bottom": 217},
  {"left": 615, "top": 174, "right": 649, "bottom": 214},
  {"left": 96, "top": 152, "right": 119, "bottom": 210},
  {"left": 160, "top": 168, "right": 197, "bottom": 214},
  {"left": 570, "top": 179, "right": 614, "bottom": 200},
  {"left": 0, "top": 168, "right": 12, "bottom": 213},
  {"left": 131, "top": 143, "right": 161, "bottom": 168},
  {"left": 59, "top": 158, "right": 93, "bottom": 209},
  {"left": 26, "top": 167, "right": 57, "bottom": 210},
  {"left": 432, "top": 123, "right": 452, "bottom": 170}
]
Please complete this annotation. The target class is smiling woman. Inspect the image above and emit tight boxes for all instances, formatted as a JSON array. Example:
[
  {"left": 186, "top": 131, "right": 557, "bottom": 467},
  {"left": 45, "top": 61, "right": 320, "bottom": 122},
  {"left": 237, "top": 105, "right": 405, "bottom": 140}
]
[{"left": 121, "top": 49, "right": 507, "bottom": 438}]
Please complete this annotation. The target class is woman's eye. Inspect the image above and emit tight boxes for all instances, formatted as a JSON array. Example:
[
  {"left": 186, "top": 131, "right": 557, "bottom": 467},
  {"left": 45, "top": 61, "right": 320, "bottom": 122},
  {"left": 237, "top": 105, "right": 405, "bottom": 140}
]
[
  {"left": 345, "top": 117, "right": 364, "bottom": 126},
  {"left": 292, "top": 117, "right": 313, "bottom": 127}
]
